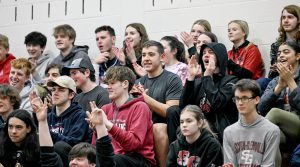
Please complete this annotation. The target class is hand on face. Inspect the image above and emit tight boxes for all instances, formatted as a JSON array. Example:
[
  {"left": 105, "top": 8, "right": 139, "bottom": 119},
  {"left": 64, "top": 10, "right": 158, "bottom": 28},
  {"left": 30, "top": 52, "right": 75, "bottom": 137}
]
[
  {"left": 180, "top": 31, "right": 194, "bottom": 48},
  {"left": 94, "top": 52, "right": 110, "bottom": 64},
  {"left": 125, "top": 42, "right": 137, "bottom": 63},
  {"left": 203, "top": 55, "right": 216, "bottom": 76},
  {"left": 187, "top": 55, "right": 200, "bottom": 80}
]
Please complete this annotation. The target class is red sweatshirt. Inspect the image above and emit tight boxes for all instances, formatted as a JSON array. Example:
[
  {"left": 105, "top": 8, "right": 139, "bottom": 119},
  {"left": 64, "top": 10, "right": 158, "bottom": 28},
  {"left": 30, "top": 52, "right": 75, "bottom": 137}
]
[
  {"left": 92, "top": 96, "right": 156, "bottom": 166},
  {"left": 0, "top": 54, "right": 15, "bottom": 84},
  {"left": 228, "top": 42, "right": 265, "bottom": 80}
]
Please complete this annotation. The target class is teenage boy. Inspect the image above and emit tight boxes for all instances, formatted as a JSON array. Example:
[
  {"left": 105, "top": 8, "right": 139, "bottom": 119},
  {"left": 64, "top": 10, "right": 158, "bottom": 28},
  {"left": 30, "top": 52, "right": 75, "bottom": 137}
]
[
  {"left": 223, "top": 79, "right": 280, "bottom": 166},
  {"left": 30, "top": 75, "right": 89, "bottom": 166},
  {"left": 0, "top": 34, "right": 15, "bottom": 84},
  {"left": 24, "top": 31, "right": 54, "bottom": 82},
  {"left": 134, "top": 40, "right": 182, "bottom": 167},
  {"left": 51, "top": 24, "right": 91, "bottom": 66},
  {"left": 62, "top": 58, "right": 110, "bottom": 112},
  {"left": 93, "top": 25, "right": 122, "bottom": 83},
  {"left": 89, "top": 66, "right": 156, "bottom": 167},
  {"left": 36, "top": 98, "right": 96, "bottom": 167},
  {"left": 9, "top": 58, "right": 35, "bottom": 113},
  {"left": 0, "top": 85, "right": 21, "bottom": 129}
]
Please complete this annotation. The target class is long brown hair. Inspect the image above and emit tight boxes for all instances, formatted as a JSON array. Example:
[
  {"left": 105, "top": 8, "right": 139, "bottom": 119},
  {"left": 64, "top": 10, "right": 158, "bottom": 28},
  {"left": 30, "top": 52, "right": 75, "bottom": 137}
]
[{"left": 278, "top": 5, "right": 300, "bottom": 43}]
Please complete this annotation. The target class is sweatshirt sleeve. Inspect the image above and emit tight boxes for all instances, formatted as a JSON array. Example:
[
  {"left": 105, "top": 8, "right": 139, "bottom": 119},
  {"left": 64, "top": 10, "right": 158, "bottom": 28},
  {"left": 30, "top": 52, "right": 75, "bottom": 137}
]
[
  {"left": 188, "top": 46, "right": 197, "bottom": 57},
  {"left": 227, "top": 59, "right": 253, "bottom": 79},
  {"left": 108, "top": 102, "right": 152, "bottom": 152},
  {"left": 261, "top": 126, "right": 280, "bottom": 166},
  {"left": 40, "top": 146, "right": 64, "bottom": 167},
  {"left": 96, "top": 135, "right": 116, "bottom": 167},
  {"left": 166, "top": 142, "right": 178, "bottom": 167},
  {"left": 258, "top": 78, "right": 280, "bottom": 115},
  {"left": 201, "top": 76, "right": 238, "bottom": 112},
  {"left": 50, "top": 111, "right": 89, "bottom": 146},
  {"left": 0, "top": 61, "right": 11, "bottom": 84},
  {"left": 223, "top": 128, "right": 238, "bottom": 165},
  {"left": 204, "top": 141, "right": 224, "bottom": 167},
  {"left": 288, "top": 87, "right": 300, "bottom": 114},
  {"left": 180, "top": 79, "right": 198, "bottom": 109}
]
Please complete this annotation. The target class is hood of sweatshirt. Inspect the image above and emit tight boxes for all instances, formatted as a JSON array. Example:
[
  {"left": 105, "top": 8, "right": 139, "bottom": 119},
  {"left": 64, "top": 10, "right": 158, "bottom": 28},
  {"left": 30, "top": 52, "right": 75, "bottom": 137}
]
[
  {"left": 0, "top": 53, "right": 15, "bottom": 68},
  {"left": 177, "top": 128, "right": 215, "bottom": 147},
  {"left": 239, "top": 114, "right": 264, "bottom": 128},
  {"left": 111, "top": 95, "right": 145, "bottom": 111},
  {"left": 35, "top": 51, "right": 55, "bottom": 66},
  {"left": 199, "top": 42, "right": 228, "bottom": 76},
  {"left": 51, "top": 102, "right": 83, "bottom": 119},
  {"left": 62, "top": 45, "right": 89, "bottom": 62}
]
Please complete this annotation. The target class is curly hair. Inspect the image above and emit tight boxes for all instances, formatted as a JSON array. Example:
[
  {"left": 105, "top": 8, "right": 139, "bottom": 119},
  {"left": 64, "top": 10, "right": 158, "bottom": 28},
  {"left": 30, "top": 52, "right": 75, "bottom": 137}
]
[{"left": 0, "top": 84, "right": 21, "bottom": 110}]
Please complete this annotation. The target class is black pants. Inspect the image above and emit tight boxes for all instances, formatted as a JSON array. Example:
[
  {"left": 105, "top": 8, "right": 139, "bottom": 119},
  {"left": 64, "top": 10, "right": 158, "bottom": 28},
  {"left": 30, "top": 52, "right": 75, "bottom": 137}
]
[
  {"left": 166, "top": 105, "right": 181, "bottom": 144},
  {"left": 97, "top": 135, "right": 152, "bottom": 167},
  {"left": 54, "top": 141, "right": 72, "bottom": 167}
]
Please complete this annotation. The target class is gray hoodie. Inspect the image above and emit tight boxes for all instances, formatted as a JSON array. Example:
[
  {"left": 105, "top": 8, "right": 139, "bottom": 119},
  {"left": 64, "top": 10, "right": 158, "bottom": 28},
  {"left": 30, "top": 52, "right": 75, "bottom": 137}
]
[
  {"left": 51, "top": 45, "right": 90, "bottom": 66},
  {"left": 223, "top": 115, "right": 280, "bottom": 167},
  {"left": 20, "top": 79, "right": 35, "bottom": 114},
  {"left": 30, "top": 50, "right": 55, "bottom": 82}
]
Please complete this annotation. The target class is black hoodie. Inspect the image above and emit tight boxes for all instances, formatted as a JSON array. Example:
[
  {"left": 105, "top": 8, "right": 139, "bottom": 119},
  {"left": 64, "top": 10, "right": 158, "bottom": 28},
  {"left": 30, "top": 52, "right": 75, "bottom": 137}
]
[
  {"left": 180, "top": 43, "right": 238, "bottom": 141},
  {"left": 166, "top": 128, "right": 223, "bottom": 167}
]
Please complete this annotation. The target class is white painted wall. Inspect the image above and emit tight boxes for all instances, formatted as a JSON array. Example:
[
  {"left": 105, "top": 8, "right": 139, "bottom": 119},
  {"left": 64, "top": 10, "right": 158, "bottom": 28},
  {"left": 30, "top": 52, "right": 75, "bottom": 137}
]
[{"left": 0, "top": 0, "right": 299, "bottom": 73}]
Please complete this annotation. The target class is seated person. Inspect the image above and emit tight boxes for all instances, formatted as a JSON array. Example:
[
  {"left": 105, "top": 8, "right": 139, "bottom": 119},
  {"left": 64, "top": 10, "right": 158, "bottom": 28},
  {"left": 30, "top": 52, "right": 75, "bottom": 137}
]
[
  {"left": 0, "top": 34, "right": 15, "bottom": 84},
  {"left": 0, "top": 85, "right": 21, "bottom": 129},
  {"left": 224, "top": 79, "right": 280, "bottom": 166},
  {"left": 227, "top": 20, "right": 265, "bottom": 80},
  {"left": 166, "top": 105, "right": 223, "bottom": 167},
  {"left": 180, "top": 43, "right": 238, "bottom": 141},
  {"left": 89, "top": 66, "right": 156, "bottom": 167},
  {"left": 30, "top": 76, "right": 89, "bottom": 166},
  {"left": 0, "top": 109, "right": 40, "bottom": 166},
  {"left": 258, "top": 41, "right": 300, "bottom": 151}
]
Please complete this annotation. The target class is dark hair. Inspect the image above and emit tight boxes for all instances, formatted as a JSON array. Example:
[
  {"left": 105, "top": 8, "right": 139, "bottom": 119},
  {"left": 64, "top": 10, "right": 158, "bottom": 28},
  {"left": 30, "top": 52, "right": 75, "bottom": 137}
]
[
  {"left": 0, "top": 84, "right": 21, "bottom": 110},
  {"left": 24, "top": 31, "right": 47, "bottom": 48},
  {"left": 104, "top": 66, "right": 136, "bottom": 92},
  {"left": 95, "top": 25, "right": 116, "bottom": 36},
  {"left": 161, "top": 36, "right": 186, "bottom": 63},
  {"left": 123, "top": 23, "right": 149, "bottom": 57},
  {"left": 200, "top": 32, "right": 218, "bottom": 43},
  {"left": 78, "top": 68, "right": 96, "bottom": 82},
  {"left": 69, "top": 143, "right": 96, "bottom": 164},
  {"left": 0, "top": 109, "right": 39, "bottom": 166},
  {"left": 278, "top": 5, "right": 300, "bottom": 42},
  {"left": 181, "top": 105, "right": 216, "bottom": 138},
  {"left": 142, "top": 40, "right": 164, "bottom": 55},
  {"left": 233, "top": 79, "right": 261, "bottom": 98},
  {"left": 280, "top": 40, "right": 300, "bottom": 54},
  {"left": 45, "top": 63, "right": 63, "bottom": 76}
]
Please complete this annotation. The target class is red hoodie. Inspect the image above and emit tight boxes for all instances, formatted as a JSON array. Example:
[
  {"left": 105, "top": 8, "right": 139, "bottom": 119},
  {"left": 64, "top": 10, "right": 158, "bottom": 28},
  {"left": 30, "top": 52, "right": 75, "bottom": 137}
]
[
  {"left": 0, "top": 54, "right": 15, "bottom": 84},
  {"left": 92, "top": 96, "right": 156, "bottom": 166}
]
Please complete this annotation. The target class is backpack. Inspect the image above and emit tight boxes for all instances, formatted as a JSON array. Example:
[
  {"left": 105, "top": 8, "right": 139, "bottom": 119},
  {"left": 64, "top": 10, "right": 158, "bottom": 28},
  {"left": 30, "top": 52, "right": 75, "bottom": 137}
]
[{"left": 290, "top": 144, "right": 300, "bottom": 167}]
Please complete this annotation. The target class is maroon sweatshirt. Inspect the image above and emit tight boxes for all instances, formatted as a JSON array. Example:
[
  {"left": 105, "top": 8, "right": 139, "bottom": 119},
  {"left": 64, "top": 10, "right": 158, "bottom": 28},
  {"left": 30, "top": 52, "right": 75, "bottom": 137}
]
[{"left": 92, "top": 96, "right": 156, "bottom": 166}]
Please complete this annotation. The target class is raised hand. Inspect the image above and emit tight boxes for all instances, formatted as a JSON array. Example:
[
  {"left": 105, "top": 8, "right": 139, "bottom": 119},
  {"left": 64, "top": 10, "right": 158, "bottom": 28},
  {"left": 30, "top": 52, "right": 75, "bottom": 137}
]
[
  {"left": 180, "top": 31, "right": 194, "bottom": 48},
  {"left": 188, "top": 55, "right": 200, "bottom": 80},
  {"left": 86, "top": 101, "right": 105, "bottom": 127},
  {"left": 29, "top": 91, "right": 42, "bottom": 113},
  {"left": 112, "top": 46, "right": 126, "bottom": 65},
  {"left": 35, "top": 98, "right": 48, "bottom": 122},
  {"left": 132, "top": 62, "right": 147, "bottom": 76},
  {"left": 204, "top": 56, "right": 216, "bottom": 76},
  {"left": 125, "top": 42, "right": 137, "bottom": 63}
]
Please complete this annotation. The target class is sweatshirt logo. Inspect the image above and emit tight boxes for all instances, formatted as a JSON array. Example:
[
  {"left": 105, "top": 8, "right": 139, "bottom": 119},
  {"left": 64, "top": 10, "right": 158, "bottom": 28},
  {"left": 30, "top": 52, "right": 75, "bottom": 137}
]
[
  {"left": 50, "top": 123, "right": 64, "bottom": 134},
  {"left": 177, "top": 150, "right": 200, "bottom": 167}
]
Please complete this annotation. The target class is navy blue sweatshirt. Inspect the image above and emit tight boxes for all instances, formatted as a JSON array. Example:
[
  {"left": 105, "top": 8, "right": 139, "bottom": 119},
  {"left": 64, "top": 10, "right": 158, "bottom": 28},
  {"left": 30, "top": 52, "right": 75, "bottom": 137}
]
[{"left": 47, "top": 102, "right": 89, "bottom": 146}]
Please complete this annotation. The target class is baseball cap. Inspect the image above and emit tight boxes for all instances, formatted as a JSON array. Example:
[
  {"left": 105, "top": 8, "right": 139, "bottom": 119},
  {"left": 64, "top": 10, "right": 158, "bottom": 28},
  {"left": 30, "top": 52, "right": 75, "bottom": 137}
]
[
  {"left": 62, "top": 58, "right": 95, "bottom": 75},
  {"left": 47, "top": 75, "right": 77, "bottom": 93}
]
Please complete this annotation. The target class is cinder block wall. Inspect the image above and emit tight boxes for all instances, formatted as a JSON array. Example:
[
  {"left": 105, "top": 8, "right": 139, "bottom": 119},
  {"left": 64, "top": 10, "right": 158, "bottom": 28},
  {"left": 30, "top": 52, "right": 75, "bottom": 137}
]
[{"left": 0, "top": 0, "right": 299, "bottom": 73}]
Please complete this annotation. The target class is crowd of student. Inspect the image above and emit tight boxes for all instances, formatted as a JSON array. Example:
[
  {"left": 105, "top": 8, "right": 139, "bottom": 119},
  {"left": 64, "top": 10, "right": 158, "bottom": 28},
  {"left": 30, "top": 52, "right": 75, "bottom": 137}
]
[{"left": 0, "top": 4, "right": 299, "bottom": 167}]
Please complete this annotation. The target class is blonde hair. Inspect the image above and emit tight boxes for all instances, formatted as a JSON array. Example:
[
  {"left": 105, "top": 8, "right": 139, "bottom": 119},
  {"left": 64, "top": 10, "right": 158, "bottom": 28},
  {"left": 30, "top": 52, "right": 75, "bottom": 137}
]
[
  {"left": 229, "top": 20, "right": 249, "bottom": 39},
  {"left": 0, "top": 34, "right": 9, "bottom": 49},
  {"left": 192, "top": 19, "right": 212, "bottom": 32}
]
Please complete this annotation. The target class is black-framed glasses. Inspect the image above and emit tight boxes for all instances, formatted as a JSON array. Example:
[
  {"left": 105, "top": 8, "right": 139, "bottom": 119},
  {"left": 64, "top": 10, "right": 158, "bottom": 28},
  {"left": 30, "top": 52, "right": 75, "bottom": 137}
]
[{"left": 232, "top": 97, "right": 255, "bottom": 103}]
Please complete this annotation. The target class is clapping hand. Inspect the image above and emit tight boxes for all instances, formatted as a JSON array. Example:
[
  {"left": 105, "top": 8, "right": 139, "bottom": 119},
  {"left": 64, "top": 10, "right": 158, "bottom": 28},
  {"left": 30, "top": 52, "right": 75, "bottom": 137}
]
[{"left": 187, "top": 55, "right": 200, "bottom": 80}]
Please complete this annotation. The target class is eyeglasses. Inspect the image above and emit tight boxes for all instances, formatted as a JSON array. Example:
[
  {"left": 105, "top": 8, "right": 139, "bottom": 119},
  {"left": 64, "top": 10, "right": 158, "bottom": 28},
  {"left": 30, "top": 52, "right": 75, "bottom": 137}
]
[{"left": 232, "top": 97, "right": 255, "bottom": 103}]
